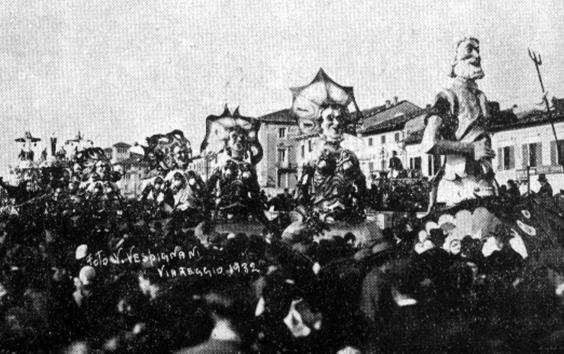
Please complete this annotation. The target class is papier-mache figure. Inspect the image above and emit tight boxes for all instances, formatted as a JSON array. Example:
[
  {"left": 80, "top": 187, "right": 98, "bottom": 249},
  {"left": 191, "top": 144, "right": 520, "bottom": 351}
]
[
  {"left": 163, "top": 169, "right": 207, "bottom": 222},
  {"left": 15, "top": 131, "right": 41, "bottom": 168},
  {"left": 291, "top": 69, "right": 367, "bottom": 223},
  {"left": 138, "top": 130, "right": 208, "bottom": 219},
  {"left": 413, "top": 38, "right": 559, "bottom": 265},
  {"left": 422, "top": 37, "right": 497, "bottom": 208},
  {"left": 200, "top": 106, "right": 264, "bottom": 220},
  {"left": 74, "top": 147, "right": 121, "bottom": 199},
  {"left": 137, "top": 129, "right": 193, "bottom": 172}
]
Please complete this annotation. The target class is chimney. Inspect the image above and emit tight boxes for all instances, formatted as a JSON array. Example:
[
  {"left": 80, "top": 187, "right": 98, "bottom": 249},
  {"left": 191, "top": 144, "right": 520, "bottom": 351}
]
[
  {"left": 393, "top": 96, "right": 399, "bottom": 106},
  {"left": 385, "top": 100, "right": 391, "bottom": 109}
]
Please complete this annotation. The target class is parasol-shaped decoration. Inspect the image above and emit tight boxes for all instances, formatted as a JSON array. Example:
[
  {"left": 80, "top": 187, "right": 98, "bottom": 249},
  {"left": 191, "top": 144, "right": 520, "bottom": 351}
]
[
  {"left": 200, "top": 105, "right": 262, "bottom": 164},
  {"left": 290, "top": 68, "right": 362, "bottom": 134},
  {"left": 15, "top": 131, "right": 41, "bottom": 143}
]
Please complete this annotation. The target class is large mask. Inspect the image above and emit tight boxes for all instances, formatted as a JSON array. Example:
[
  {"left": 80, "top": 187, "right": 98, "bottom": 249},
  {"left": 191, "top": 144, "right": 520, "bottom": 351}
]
[
  {"left": 290, "top": 69, "right": 361, "bottom": 139},
  {"left": 451, "top": 37, "right": 484, "bottom": 80},
  {"left": 75, "top": 147, "right": 115, "bottom": 182},
  {"left": 200, "top": 106, "right": 263, "bottom": 165},
  {"left": 139, "top": 130, "right": 193, "bottom": 171}
]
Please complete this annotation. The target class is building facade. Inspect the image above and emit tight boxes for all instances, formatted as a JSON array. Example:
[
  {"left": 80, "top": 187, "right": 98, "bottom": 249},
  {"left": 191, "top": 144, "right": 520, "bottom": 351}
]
[
  {"left": 106, "top": 142, "right": 150, "bottom": 199},
  {"left": 491, "top": 112, "right": 564, "bottom": 194},
  {"left": 256, "top": 109, "right": 300, "bottom": 195},
  {"left": 356, "top": 99, "right": 423, "bottom": 179},
  {"left": 404, "top": 105, "right": 564, "bottom": 194}
]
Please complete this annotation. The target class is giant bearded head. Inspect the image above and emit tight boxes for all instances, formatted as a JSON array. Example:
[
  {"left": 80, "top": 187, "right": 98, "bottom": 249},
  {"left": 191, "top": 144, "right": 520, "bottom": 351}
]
[{"left": 451, "top": 37, "right": 484, "bottom": 81}]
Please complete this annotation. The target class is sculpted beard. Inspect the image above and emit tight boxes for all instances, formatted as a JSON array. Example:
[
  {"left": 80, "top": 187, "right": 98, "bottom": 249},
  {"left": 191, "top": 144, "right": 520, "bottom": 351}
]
[{"left": 453, "top": 58, "right": 484, "bottom": 80}]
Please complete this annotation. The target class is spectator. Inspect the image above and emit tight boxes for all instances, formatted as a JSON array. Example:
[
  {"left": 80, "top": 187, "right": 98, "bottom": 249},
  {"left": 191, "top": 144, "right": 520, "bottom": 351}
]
[
  {"left": 388, "top": 151, "right": 404, "bottom": 178},
  {"left": 538, "top": 174, "right": 553, "bottom": 198}
]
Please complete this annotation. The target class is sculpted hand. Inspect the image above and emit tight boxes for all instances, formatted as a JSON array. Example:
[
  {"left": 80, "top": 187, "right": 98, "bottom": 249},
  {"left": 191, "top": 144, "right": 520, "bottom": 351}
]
[{"left": 473, "top": 138, "right": 495, "bottom": 161}]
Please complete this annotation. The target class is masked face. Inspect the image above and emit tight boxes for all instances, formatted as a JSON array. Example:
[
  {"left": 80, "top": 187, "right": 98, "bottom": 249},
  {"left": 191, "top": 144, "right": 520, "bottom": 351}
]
[
  {"left": 452, "top": 38, "right": 484, "bottom": 80},
  {"left": 171, "top": 174, "right": 185, "bottom": 192},
  {"left": 227, "top": 130, "right": 248, "bottom": 158},
  {"left": 320, "top": 106, "right": 346, "bottom": 143},
  {"left": 173, "top": 145, "right": 191, "bottom": 168},
  {"left": 95, "top": 161, "right": 111, "bottom": 179}
]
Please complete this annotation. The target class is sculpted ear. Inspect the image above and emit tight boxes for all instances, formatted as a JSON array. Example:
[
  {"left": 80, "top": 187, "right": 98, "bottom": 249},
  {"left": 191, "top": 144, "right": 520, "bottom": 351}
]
[{"left": 249, "top": 142, "right": 263, "bottom": 165}]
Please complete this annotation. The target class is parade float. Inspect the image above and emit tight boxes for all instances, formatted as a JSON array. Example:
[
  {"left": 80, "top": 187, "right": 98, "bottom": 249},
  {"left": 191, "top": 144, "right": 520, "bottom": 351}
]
[
  {"left": 281, "top": 69, "right": 382, "bottom": 245},
  {"left": 136, "top": 129, "right": 208, "bottom": 226},
  {"left": 0, "top": 131, "right": 125, "bottom": 213},
  {"left": 198, "top": 106, "right": 268, "bottom": 234},
  {"left": 411, "top": 38, "right": 564, "bottom": 266}
]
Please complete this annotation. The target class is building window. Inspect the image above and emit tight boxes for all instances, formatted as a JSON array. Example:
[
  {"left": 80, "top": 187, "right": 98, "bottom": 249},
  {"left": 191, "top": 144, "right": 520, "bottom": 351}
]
[
  {"left": 381, "top": 135, "right": 386, "bottom": 144},
  {"left": 278, "top": 148, "right": 286, "bottom": 163},
  {"left": 308, "top": 140, "right": 312, "bottom": 152},
  {"left": 279, "top": 127, "right": 286, "bottom": 138},
  {"left": 410, "top": 157, "right": 422, "bottom": 171},
  {"left": 551, "top": 140, "right": 564, "bottom": 166},
  {"left": 521, "top": 143, "right": 542, "bottom": 167},
  {"left": 301, "top": 144, "right": 305, "bottom": 159},
  {"left": 498, "top": 146, "right": 515, "bottom": 170},
  {"left": 395, "top": 132, "right": 400, "bottom": 142},
  {"left": 368, "top": 138, "right": 373, "bottom": 146}
]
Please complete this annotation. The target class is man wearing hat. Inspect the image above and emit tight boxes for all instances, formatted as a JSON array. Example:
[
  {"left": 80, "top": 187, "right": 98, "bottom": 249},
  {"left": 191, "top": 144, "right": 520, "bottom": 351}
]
[{"left": 537, "top": 174, "right": 553, "bottom": 198}]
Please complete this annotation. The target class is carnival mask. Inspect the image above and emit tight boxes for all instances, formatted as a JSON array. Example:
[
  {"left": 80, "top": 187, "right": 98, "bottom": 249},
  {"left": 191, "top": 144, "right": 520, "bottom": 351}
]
[
  {"left": 319, "top": 106, "right": 347, "bottom": 143},
  {"left": 227, "top": 128, "right": 249, "bottom": 159},
  {"left": 452, "top": 37, "right": 484, "bottom": 80}
]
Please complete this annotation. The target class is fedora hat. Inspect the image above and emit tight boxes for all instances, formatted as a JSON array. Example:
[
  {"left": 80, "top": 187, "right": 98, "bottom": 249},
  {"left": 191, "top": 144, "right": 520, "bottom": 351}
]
[{"left": 538, "top": 174, "right": 548, "bottom": 182}]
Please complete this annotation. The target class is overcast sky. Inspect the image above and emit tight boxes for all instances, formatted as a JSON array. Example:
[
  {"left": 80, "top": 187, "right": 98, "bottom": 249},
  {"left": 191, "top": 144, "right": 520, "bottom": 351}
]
[{"left": 1, "top": 0, "right": 564, "bottom": 175}]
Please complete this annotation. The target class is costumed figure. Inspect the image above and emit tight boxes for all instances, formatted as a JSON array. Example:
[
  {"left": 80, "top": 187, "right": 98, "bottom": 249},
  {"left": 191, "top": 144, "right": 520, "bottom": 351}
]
[
  {"left": 15, "top": 131, "right": 40, "bottom": 167},
  {"left": 422, "top": 37, "right": 496, "bottom": 209},
  {"left": 164, "top": 169, "right": 207, "bottom": 224},
  {"left": 201, "top": 106, "right": 264, "bottom": 221},
  {"left": 415, "top": 38, "right": 564, "bottom": 271},
  {"left": 0, "top": 132, "right": 44, "bottom": 205},
  {"left": 74, "top": 147, "right": 122, "bottom": 200},
  {"left": 283, "top": 69, "right": 378, "bottom": 244},
  {"left": 137, "top": 130, "right": 208, "bottom": 223}
]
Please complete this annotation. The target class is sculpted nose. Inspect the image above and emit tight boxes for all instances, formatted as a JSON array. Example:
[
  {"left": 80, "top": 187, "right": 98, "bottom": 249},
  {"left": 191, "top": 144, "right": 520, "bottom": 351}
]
[{"left": 333, "top": 118, "right": 342, "bottom": 128}]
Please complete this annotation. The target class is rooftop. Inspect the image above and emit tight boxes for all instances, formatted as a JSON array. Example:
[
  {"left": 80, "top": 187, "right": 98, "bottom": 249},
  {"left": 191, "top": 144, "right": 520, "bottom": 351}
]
[
  {"left": 258, "top": 109, "right": 296, "bottom": 125},
  {"left": 359, "top": 100, "right": 424, "bottom": 135},
  {"left": 404, "top": 107, "right": 564, "bottom": 145}
]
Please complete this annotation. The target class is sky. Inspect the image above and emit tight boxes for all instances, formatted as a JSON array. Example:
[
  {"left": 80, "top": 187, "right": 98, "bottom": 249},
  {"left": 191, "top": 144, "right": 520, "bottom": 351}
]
[{"left": 1, "top": 0, "right": 564, "bottom": 175}]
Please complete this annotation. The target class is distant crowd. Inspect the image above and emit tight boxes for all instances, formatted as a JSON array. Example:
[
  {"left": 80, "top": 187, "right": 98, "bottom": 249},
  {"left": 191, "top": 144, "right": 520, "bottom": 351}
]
[{"left": 1, "top": 179, "right": 564, "bottom": 353}]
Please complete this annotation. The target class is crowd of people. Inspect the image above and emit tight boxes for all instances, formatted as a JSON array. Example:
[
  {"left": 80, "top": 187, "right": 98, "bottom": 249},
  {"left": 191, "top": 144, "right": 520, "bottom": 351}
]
[
  {"left": 367, "top": 176, "right": 430, "bottom": 212},
  {"left": 1, "top": 177, "right": 564, "bottom": 353}
]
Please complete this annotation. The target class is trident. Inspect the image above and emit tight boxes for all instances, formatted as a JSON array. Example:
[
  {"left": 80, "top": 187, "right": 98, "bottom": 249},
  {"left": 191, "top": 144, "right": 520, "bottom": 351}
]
[{"left": 528, "top": 49, "right": 559, "bottom": 142}]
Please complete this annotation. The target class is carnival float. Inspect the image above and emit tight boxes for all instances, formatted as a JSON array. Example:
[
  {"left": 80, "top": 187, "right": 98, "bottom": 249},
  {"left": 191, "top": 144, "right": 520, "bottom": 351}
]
[
  {"left": 0, "top": 37, "right": 562, "bottom": 274},
  {"left": 409, "top": 38, "right": 564, "bottom": 267}
]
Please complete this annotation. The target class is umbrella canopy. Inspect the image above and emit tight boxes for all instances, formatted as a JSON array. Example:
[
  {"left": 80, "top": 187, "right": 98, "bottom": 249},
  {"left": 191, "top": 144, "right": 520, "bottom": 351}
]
[{"left": 290, "top": 69, "right": 361, "bottom": 134}]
